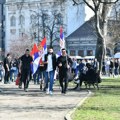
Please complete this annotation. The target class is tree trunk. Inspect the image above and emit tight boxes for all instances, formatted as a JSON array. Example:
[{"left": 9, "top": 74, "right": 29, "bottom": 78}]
[
  {"left": 50, "top": 33, "right": 53, "bottom": 47},
  {"left": 95, "top": 12, "right": 106, "bottom": 72},
  {"left": 95, "top": 33, "right": 105, "bottom": 71}
]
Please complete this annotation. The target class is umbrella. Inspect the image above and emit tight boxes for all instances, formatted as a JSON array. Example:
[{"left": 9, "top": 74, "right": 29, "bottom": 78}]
[{"left": 114, "top": 52, "right": 120, "bottom": 58}]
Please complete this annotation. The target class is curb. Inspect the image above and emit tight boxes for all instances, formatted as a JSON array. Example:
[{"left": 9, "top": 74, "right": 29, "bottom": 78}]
[{"left": 64, "top": 90, "right": 93, "bottom": 120}]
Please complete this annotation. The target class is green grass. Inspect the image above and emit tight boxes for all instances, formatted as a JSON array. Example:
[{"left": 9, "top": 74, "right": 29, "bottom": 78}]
[{"left": 72, "top": 77, "right": 120, "bottom": 120}]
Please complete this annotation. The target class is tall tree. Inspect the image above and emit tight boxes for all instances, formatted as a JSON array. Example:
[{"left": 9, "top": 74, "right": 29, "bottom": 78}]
[
  {"left": 9, "top": 34, "right": 32, "bottom": 57},
  {"left": 72, "top": 0, "right": 119, "bottom": 71},
  {"left": 30, "top": 9, "right": 64, "bottom": 47},
  {"left": 106, "top": 2, "right": 120, "bottom": 55}
]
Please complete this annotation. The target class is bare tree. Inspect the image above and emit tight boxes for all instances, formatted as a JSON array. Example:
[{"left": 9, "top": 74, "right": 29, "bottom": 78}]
[
  {"left": 106, "top": 2, "right": 120, "bottom": 55},
  {"left": 45, "top": 11, "right": 64, "bottom": 47},
  {"left": 72, "top": 0, "right": 119, "bottom": 71},
  {"left": 30, "top": 9, "right": 64, "bottom": 47},
  {"left": 9, "top": 34, "right": 33, "bottom": 57},
  {"left": 107, "top": 20, "right": 120, "bottom": 55}
]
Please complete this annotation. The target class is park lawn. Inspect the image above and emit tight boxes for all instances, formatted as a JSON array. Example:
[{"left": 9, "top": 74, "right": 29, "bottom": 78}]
[{"left": 72, "top": 77, "right": 120, "bottom": 120}]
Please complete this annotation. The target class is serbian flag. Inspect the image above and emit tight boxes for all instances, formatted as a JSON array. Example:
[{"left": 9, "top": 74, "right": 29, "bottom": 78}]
[
  {"left": 37, "top": 37, "right": 47, "bottom": 64},
  {"left": 31, "top": 38, "right": 47, "bottom": 74},
  {"left": 60, "top": 27, "right": 65, "bottom": 49},
  {"left": 30, "top": 43, "right": 39, "bottom": 60}
]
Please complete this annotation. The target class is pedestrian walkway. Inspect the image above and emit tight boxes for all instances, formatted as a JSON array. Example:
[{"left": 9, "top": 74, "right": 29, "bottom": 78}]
[{"left": 0, "top": 82, "right": 89, "bottom": 120}]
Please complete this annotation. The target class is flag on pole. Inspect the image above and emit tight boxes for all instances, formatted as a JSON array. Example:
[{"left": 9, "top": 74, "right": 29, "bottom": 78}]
[
  {"left": 31, "top": 37, "right": 47, "bottom": 74},
  {"left": 37, "top": 37, "right": 47, "bottom": 64},
  {"left": 60, "top": 27, "right": 65, "bottom": 49},
  {"left": 30, "top": 43, "right": 39, "bottom": 60}
]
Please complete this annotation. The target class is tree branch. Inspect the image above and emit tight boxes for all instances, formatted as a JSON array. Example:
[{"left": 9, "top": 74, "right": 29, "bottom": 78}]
[
  {"left": 83, "top": 0, "right": 95, "bottom": 12},
  {"left": 72, "top": 0, "right": 84, "bottom": 5},
  {"left": 99, "top": 0, "right": 119, "bottom": 4}
]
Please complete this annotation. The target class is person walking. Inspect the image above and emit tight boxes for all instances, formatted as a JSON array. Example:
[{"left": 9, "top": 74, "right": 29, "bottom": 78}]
[
  {"left": 19, "top": 49, "right": 33, "bottom": 92},
  {"left": 44, "top": 47, "right": 57, "bottom": 95},
  {"left": 0, "top": 61, "right": 4, "bottom": 82},
  {"left": 3, "top": 53, "right": 11, "bottom": 84},
  {"left": 71, "top": 58, "right": 77, "bottom": 76},
  {"left": 93, "top": 58, "right": 99, "bottom": 73},
  {"left": 57, "top": 48, "right": 73, "bottom": 94},
  {"left": 114, "top": 59, "right": 119, "bottom": 76}
]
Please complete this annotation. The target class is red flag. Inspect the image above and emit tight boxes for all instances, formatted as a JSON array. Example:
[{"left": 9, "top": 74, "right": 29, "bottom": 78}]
[
  {"left": 30, "top": 43, "right": 38, "bottom": 56},
  {"left": 37, "top": 37, "right": 47, "bottom": 64},
  {"left": 60, "top": 27, "right": 65, "bottom": 49}
]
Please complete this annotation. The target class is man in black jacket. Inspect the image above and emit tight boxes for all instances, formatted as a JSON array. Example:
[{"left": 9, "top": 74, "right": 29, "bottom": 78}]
[
  {"left": 4, "top": 53, "right": 11, "bottom": 84},
  {"left": 57, "top": 48, "right": 73, "bottom": 94},
  {"left": 44, "top": 47, "right": 56, "bottom": 95},
  {"left": 19, "top": 49, "right": 33, "bottom": 92}
]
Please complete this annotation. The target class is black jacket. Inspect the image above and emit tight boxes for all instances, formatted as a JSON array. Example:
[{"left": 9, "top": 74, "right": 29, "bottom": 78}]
[
  {"left": 44, "top": 53, "right": 57, "bottom": 71},
  {"left": 57, "top": 55, "right": 73, "bottom": 71}
]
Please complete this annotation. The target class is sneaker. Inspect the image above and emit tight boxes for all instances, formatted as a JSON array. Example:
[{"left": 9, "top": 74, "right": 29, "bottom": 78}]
[
  {"left": 61, "top": 89, "right": 64, "bottom": 94},
  {"left": 46, "top": 88, "right": 49, "bottom": 94},
  {"left": 0, "top": 89, "right": 3, "bottom": 92},
  {"left": 19, "top": 86, "right": 22, "bottom": 89},
  {"left": 43, "top": 87, "right": 46, "bottom": 92},
  {"left": 49, "top": 91, "right": 53, "bottom": 95},
  {"left": 24, "top": 88, "right": 28, "bottom": 92}
]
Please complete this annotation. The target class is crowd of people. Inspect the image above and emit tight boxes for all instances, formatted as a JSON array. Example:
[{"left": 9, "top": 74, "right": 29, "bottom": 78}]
[
  {"left": 71, "top": 57, "right": 120, "bottom": 78},
  {"left": 0, "top": 47, "right": 73, "bottom": 94},
  {"left": 0, "top": 47, "right": 120, "bottom": 94}
]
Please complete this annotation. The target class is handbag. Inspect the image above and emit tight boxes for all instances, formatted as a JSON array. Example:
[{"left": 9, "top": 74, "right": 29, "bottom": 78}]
[
  {"left": 67, "top": 70, "right": 75, "bottom": 82},
  {"left": 15, "top": 74, "right": 21, "bottom": 85},
  {"left": 66, "top": 56, "right": 75, "bottom": 82}
]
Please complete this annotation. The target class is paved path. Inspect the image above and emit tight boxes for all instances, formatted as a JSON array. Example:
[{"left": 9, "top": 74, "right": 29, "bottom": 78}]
[{"left": 0, "top": 82, "right": 89, "bottom": 120}]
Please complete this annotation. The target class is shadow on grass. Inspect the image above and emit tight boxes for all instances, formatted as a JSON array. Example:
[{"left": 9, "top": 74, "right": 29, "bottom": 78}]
[
  {"left": 78, "top": 106, "right": 120, "bottom": 112},
  {"left": 91, "top": 84, "right": 120, "bottom": 96},
  {"left": 103, "top": 80, "right": 120, "bottom": 83}
]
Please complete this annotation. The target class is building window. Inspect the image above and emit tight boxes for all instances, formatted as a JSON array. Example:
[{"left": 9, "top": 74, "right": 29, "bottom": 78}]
[
  {"left": 78, "top": 50, "right": 84, "bottom": 57},
  {"left": 19, "top": 15, "right": 25, "bottom": 25},
  {"left": 30, "top": 14, "right": 36, "bottom": 24},
  {"left": 70, "top": 50, "right": 75, "bottom": 56},
  {"left": 19, "top": 28, "right": 25, "bottom": 37},
  {"left": 10, "top": 16, "right": 16, "bottom": 26},
  {"left": 10, "top": 29, "right": 16, "bottom": 35},
  {"left": 87, "top": 50, "right": 93, "bottom": 56}
]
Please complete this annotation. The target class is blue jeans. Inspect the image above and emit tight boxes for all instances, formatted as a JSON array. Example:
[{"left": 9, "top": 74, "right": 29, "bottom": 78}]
[
  {"left": 10, "top": 68, "right": 18, "bottom": 81},
  {"left": 33, "top": 70, "right": 45, "bottom": 84},
  {"left": 33, "top": 70, "right": 39, "bottom": 84},
  {"left": 114, "top": 68, "right": 118, "bottom": 75},
  {"left": 45, "top": 70, "right": 55, "bottom": 92}
]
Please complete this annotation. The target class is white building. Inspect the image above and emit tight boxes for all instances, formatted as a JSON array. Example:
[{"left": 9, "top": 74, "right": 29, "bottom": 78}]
[{"left": 5, "top": 0, "right": 94, "bottom": 53}]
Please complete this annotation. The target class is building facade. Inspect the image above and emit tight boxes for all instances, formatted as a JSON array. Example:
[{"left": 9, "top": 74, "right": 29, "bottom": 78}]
[
  {"left": 66, "top": 18, "right": 97, "bottom": 57},
  {"left": 5, "top": 0, "right": 94, "bottom": 54},
  {"left": 0, "top": 0, "right": 5, "bottom": 60}
]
